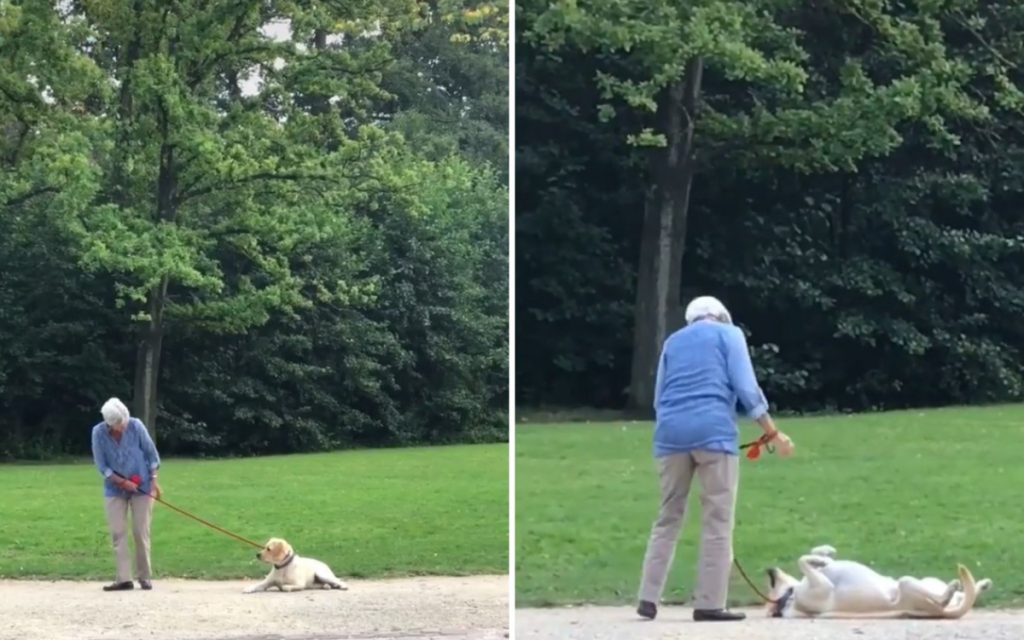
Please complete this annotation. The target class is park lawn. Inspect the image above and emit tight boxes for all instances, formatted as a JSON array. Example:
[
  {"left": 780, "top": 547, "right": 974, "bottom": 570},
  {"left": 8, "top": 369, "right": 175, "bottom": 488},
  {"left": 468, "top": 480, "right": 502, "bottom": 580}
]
[
  {"left": 516, "top": 404, "right": 1024, "bottom": 608},
  {"left": 0, "top": 443, "right": 508, "bottom": 580}
]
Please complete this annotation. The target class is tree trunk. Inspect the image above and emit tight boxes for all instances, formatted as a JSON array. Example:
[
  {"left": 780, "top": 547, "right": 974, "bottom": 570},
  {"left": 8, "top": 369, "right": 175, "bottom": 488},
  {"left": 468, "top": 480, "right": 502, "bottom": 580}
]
[
  {"left": 133, "top": 277, "right": 167, "bottom": 437},
  {"left": 310, "top": 29, "right": 331, "bottom": 116},
  {"left": 132, "top": 137, "right": 177, "bottom": 439},
  {"left": 626, "top": 58, "right": 703, "bottom": 412}
]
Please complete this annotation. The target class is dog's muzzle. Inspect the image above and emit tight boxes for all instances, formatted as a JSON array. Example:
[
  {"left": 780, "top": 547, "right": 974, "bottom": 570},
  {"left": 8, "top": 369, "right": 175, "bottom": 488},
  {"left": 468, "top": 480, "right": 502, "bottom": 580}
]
[{"left": 771, "top": 587, "right": 795, "bottom": 618}]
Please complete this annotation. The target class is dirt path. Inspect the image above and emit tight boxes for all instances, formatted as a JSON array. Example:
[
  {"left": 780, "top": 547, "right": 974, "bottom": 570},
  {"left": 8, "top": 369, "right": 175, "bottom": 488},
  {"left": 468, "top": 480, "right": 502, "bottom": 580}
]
[
  {"left": 516, "top": 605, "right": 1024, "bottom": 639},
  {"left": 0, "top": 576, "right": 508, "bottom": 640}
]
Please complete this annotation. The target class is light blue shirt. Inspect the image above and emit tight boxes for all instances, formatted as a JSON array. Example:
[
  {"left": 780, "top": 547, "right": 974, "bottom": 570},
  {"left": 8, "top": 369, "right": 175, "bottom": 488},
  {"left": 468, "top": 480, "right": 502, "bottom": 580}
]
[
  {"left": 652, "top": 319, "right": 769, "bottom": 457},
  {"left": 91, "top": 418, "right": 161, "bottom": 497}
]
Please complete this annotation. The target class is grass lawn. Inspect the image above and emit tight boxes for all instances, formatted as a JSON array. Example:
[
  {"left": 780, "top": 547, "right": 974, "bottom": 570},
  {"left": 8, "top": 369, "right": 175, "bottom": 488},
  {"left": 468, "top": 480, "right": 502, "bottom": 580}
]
[
  {"left": 515, "top": 404, "right": 1024, "bottom": 608},
  {"left": 0, "top": 443, "right": 508, "bottom": 580}
]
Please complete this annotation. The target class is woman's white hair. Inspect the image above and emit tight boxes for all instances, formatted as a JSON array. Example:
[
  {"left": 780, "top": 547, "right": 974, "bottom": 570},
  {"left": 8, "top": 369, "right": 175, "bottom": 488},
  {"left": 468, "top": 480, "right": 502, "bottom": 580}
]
[
  {"left": 101, "top": 397, "right": 131, "bottom": 427},
  {"left": 684, "top": 295, "right": 732, "bottom": 325}
]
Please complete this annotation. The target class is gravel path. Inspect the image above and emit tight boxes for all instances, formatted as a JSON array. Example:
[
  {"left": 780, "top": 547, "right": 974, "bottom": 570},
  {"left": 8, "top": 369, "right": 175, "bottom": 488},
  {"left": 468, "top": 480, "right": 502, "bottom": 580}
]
[
  {"left": 0, "top": 576, "right": 508, "bottom": 640},
  {"left": 516, "top": 605, "right": 1024, "bottom": 640}
]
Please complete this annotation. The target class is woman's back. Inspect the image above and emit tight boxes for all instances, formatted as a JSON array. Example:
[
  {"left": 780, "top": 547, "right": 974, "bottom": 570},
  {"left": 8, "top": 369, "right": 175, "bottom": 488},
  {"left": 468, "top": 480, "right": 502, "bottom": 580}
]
[{"left": 653, "top": 320, "right": 766, "bottom": 456}]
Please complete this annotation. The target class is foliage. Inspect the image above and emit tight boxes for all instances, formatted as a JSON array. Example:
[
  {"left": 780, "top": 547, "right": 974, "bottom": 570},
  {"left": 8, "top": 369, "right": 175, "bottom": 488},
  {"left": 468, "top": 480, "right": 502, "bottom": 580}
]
[
  {"left": 0, "top": 0, "right": 507, "bottom": 457},
  {"left": 517, "top": 0, "right": 1024, "bottom": 412},
  {"left": 382, "top": 0, "right": 509, "bottom": 178}
]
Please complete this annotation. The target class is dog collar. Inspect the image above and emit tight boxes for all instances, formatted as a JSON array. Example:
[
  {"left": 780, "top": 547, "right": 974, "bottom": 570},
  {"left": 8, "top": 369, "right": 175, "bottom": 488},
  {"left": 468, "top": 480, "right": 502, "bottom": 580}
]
[
  {"left": 275, "top": 552, "right": 296, "bottom": 569},
  {"left": 771, "top": 587, "right": 795, "bottom": 618}
]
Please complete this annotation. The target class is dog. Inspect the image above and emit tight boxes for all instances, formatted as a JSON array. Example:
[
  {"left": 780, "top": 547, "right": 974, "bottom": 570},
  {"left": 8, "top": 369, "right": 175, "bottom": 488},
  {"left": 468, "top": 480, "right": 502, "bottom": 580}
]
[
  {"left": 765, "top": 544, "right": 992, "bottom": 619},
  {"left": 243, "top": 537, "right": 348, "bottom": 593}
]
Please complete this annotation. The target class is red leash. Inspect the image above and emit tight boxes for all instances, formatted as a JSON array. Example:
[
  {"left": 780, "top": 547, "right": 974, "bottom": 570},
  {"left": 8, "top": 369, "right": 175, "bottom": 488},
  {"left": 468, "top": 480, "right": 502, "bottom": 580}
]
[
  {"left": 739, "top": 432, "right": 776, "bottom": 461},
  {"left": 734, "top": 431, "right": 780, "bottom": 603},
  {"left": 110, "top": 472, "right": 263, "bottom": 550}
]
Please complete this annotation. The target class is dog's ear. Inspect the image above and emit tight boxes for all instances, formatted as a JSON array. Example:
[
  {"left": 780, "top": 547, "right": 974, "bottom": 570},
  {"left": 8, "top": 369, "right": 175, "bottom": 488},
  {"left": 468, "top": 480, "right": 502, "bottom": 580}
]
[{"left": 766, "top": 568, "right": 777, "bottom": 588}]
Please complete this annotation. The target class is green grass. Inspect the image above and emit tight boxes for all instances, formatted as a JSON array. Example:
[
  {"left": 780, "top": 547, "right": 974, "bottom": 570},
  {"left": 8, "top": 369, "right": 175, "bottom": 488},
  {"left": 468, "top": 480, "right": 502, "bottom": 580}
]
[
  {"left": 516, "top": 404, "right": 1024, "bottom": 608},
  {"left": 0, "top": 443, "right": 508, "bottom": 580}
]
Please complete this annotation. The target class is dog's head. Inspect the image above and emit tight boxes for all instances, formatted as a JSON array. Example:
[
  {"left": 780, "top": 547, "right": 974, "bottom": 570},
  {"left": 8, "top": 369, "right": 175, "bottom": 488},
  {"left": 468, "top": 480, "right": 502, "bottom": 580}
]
[
  {"left": 765, "top": 567, "right": 798, "bottom": 617},
  {"left": 257, "top": 538, "right": 293, "bottom": 565}
]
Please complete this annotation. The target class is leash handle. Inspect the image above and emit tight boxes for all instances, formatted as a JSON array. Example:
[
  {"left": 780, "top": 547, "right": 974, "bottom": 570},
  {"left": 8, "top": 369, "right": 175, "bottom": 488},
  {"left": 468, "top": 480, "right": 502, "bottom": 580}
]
[
  {"left": 739, "top": 433, "right": 776, "bottom": 461},
  {"left": 110, "top": 471, "right": 264, "bottom": 550}
]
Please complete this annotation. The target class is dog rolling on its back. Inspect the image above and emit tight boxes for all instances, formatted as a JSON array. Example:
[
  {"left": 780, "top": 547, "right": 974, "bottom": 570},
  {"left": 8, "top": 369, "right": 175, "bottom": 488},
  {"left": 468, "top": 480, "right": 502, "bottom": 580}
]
[{"left": 765, "top": 544, "right": 992, "bottom": 619}]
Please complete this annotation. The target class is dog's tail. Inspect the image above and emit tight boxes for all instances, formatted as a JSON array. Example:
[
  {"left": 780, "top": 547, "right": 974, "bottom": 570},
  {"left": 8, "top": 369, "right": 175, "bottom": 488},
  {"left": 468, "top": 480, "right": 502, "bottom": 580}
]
[{"left": 941, "top": 564, "right": 978, "bottom": 619}]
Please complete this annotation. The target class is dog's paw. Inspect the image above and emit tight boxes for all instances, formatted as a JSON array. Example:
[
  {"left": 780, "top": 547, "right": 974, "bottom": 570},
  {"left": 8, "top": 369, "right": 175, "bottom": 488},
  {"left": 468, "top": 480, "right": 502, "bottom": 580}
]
[
  {"left": 242, "top": 587, "right": 258, "bottom": 594},
  {"left": 335, "top": 581, "right": 349, "bottom": 590},
  {"left": 810, "top": 545, "right": 837, "bottom": 558}
]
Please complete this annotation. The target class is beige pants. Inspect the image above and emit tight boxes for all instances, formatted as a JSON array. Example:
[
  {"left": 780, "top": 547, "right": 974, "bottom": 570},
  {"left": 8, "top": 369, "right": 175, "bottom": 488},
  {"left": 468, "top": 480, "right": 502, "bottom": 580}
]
[
  {"left": 104, "top": 495, "right": 154, "bottom": 582},
  {"left": 638, "top": 451, "right": 739, "bottom": 609}
]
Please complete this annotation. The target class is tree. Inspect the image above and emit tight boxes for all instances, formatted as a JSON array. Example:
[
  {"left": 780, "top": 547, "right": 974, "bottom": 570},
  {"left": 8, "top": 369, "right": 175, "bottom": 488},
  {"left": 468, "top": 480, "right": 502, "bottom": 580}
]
[
  {"left": 382, "top": 0, "right": 509, "bottom": 177},
  {"left": 11, "top": 0, "right": 418, "bottom": 439},
  {"left": 522, "top": 0, "right": 991, "bottom": 411}
]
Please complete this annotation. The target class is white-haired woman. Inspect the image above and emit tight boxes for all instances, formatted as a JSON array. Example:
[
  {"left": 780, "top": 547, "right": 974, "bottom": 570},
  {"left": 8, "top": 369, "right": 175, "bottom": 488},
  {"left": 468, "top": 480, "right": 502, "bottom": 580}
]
[
  {"left": 90, "top": 397, "right": 162, "bottom": 591},
  {"left": 637, "top": 296, "right": 794, "bottom": 622}
]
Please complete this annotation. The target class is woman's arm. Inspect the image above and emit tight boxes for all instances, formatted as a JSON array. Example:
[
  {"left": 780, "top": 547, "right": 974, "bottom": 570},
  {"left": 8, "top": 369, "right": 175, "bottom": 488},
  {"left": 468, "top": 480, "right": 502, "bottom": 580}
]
[
  {"left": 91, "top": 427, "right": 115, "bottom": 479},
  {"left": 136, "top": 420, "right": 162, "bottom": 474},
  {"left": 723, "top": 326, "right": 794, "bottom": 455},
  {"left": 723, "top": 326, "right": 770, "bottom": 425}
]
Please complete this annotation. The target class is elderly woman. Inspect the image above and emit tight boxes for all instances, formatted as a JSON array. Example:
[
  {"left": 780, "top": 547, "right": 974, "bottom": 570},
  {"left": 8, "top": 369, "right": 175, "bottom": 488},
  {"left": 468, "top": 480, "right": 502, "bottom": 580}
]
[
  {"left": 636, "top": 296, "right": 794, "bottom": 622},
  {"left": 90, "top": 398, "right": 162, "bottom": 591}
]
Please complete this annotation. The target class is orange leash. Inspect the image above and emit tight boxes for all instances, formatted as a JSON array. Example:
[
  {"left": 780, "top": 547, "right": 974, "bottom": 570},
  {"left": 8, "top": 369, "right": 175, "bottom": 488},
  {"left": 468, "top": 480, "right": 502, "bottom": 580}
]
[
  {"left": 734, "top": 432, "right": 779, "bottom": 603},
  {"left": 739, "top": 432, "right": 776, "bottom": 461},
  {"left": 733, "top": 556, "right": 777, "bottom": 604},
  {"left": 111, "top": 472, "right": 263, "bottom": 549}
]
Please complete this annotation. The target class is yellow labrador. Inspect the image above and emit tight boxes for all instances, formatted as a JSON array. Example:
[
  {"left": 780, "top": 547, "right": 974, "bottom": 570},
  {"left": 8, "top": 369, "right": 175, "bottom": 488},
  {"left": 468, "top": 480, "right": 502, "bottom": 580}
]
[
  {"left": 765, "top": 544, "right": 992, "bottom": 619},
  {"left": 243, "top": 537, "right": 348, "bottom": 593}
]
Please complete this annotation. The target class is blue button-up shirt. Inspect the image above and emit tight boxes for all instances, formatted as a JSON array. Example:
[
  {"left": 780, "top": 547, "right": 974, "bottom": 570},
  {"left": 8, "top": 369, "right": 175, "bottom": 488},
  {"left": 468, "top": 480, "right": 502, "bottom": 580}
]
[
  {"left": 652, "top": 319, "right": 770, "bottom": 457},
  {"left": 91, "top": 418, "right": 161, "bottom": 497}
]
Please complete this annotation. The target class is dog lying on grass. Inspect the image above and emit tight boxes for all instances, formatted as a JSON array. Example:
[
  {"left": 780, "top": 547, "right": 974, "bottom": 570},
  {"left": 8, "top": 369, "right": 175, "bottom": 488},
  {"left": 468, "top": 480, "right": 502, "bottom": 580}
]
[
  {"left": 765, "top": 544, "right": 992, "bottom": 619},
  {"left": 243, "top": 537, "right": 348, "bottom": 593}
]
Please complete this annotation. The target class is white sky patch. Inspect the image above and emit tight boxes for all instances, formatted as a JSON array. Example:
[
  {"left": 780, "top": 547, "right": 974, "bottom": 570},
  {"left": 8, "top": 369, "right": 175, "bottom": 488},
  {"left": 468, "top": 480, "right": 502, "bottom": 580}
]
[
  {"left": 26, "top": 75, "right": 55, "bottom": 105},
  {"left": 240, "top": 66, "right": 263, "bottom": 97},
  {"left": 260, "top": 20, "right": 292, "bottom": 42},
  {"left": 241, "top": 20, "right": 293, "bottom": 96}
]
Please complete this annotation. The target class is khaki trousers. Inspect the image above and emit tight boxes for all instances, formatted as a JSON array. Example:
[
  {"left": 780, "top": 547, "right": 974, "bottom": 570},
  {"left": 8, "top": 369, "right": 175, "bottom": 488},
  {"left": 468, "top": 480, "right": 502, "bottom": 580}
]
[
  {"left": 638, "top": 451, "right": 739, "bottom": 609},
  {"left": 104, "top": 494, "right": 154, "bottom": 582}
]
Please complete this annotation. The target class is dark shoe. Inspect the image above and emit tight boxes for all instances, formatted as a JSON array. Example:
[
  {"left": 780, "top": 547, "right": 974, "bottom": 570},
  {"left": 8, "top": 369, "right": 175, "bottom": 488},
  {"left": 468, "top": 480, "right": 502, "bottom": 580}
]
[
  {"left": 637, "top": 600, "right": 657, "bottom": 620},
  {"left": 139, "top": 580, "right": 152, "bottom": 590},
  {"left": 102, "top": 581, "right": 134, "bottom": 592},
  {"left": 693, "top": 608, "right": 746, "bottom": 622}
]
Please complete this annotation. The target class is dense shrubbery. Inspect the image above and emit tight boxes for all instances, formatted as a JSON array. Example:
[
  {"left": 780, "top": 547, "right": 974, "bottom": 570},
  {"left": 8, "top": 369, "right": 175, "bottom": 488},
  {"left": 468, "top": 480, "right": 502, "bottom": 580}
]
[
  {"left": 517, "top": 0, "right": 1024, "bottom": 413},
  {"left": 0, "top": 0, "right": 507, "bottom": 458}
]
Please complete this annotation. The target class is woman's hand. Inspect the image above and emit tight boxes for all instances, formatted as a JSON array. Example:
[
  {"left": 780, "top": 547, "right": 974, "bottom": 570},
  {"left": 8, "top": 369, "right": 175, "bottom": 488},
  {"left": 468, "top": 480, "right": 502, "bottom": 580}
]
[
  {"left": 771, "top": 431, "right": 795, "bottom": 458},
  {"left": 119, "top": 478, "right": 139, "bottom": 492},
  {"left": 150, "top": 480, "right": 162, "bottom": 499}
]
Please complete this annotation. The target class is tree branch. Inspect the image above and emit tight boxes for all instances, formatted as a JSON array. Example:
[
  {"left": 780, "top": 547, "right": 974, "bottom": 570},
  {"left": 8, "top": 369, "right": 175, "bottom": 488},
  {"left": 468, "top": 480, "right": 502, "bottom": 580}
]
[
  {"left": 3, "top": 186, "right": 57, "bottom": 208},
  {"left": 953, "top": 11, "right": 1016, "bottom": 70},
  {"left": 176, "top": 171, "right": 335, "bottom": 204}
]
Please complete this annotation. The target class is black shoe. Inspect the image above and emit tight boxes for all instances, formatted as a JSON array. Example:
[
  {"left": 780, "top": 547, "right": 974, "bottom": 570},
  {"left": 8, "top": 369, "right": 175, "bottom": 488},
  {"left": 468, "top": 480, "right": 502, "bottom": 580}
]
[
  {"left": 139, "top": 580, "right": 152, "bottom": 590},
  {"left": 637, "top": 600, "right": 657, "bottom": 620},
  {"left": 693, "top": 608, "right": 746, "bottom": 622},
  {"left": 102, "top": 581, "right": 134, "bottom": 592}
]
